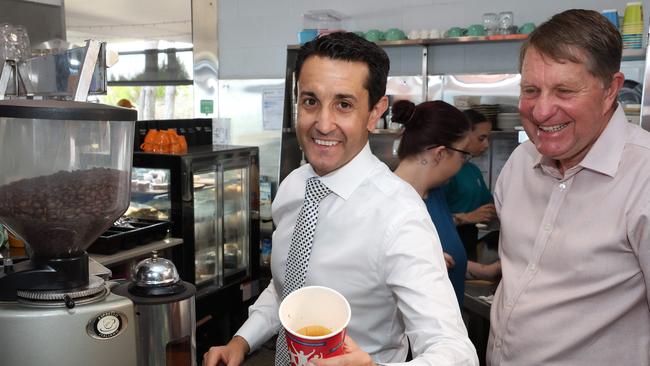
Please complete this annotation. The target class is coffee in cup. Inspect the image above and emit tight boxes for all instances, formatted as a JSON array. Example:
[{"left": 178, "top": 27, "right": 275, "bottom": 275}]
[
  {"left": 279, "top": 286, "right": 351, "bottom": 365},
  {"left": 297, "top": 325, "right": 332, "bottom": 337}
]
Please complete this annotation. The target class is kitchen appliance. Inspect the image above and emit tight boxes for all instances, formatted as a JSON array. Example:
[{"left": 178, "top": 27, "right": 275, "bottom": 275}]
[
  {"left": 130, "top": 145, "right": 260, "bottom": 354},
  {"left": 114, "top": 250, "right": 196, "bottom": 366},
  {"left": 130, "top": 145, "right": 260, "bottom": 293},
  {"left": 0, "top": 99, "right": 138, "bottom": 365}
]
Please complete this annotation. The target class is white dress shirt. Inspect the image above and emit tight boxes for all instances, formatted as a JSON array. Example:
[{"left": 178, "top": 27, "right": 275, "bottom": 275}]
[
  {"left": 236, "top": 143, "right": 478, "bottom": 365},
  {"left": 488, "top": 105, "right": 650, "bottom": 365}
]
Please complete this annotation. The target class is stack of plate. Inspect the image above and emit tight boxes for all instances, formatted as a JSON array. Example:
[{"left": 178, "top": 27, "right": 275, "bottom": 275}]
[
  {"left": 496, "top": 112, "right": 521, "bottom": 130},
  {"left": 472, "top": 104, "right": 500, "bottom": 124}
]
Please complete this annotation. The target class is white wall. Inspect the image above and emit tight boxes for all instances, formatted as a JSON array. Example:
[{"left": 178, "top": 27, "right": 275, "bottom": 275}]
[{"left": 218, "top": 0, "right": 649, "bottom": 79}]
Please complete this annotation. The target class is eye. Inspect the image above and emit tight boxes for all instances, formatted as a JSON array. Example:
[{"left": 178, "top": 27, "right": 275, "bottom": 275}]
[
  {"left": 557, "top": 88, "right": 574, "bottom": 96},
  {"left": 520, "top": 86, "right": 538, "bottom": 97},
  {"left": 338, "top": 100, "right": 353, "bottom": 110},
  {"left": 302, "top": 97, "right": 318, "bottom": 108}
]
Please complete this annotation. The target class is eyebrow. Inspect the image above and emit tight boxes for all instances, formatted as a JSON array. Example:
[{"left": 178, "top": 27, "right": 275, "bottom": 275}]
[
  {"left": 299, "top": 91, "right": 358, "bottom": 102},
  {"left": 334, "top": 93, "right": 357, "bottom": 101},
  {"left": 299, "top": 91, "right": 318, "bottom": 98}
]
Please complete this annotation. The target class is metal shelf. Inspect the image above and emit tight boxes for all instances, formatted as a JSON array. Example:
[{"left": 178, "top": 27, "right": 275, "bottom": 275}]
[
  {"left": 622, "top": 48, "right": 646, "bottom": 61},
  {"left": 287, "top": 34, "right": 528, "bottom": 50}
]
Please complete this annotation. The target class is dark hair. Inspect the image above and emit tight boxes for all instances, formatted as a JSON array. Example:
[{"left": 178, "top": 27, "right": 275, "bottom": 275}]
[
  {"left": 520, "top": 9, "right": 622, "bottom": 87},
  {"left": 295, "top": 32, "right": 390, "bottom": 109},
  {"left": 463, "top": 109, "right": 491, "bottom": 129},
  {"left": 392, "top": 100, "right": 471, "bottom": 160}
]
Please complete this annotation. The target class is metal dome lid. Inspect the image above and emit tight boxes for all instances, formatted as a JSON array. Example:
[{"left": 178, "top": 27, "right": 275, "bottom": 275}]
[{"left": 132, "top": 251, "right": 180, "bottom": 287}]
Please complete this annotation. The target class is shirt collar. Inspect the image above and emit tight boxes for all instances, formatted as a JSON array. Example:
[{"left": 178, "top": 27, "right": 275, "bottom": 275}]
[
  {"left": 308, "top": 142, "right": 376, "bottom": 200},
  {"left": 532, "top": 104, "right": 628, "bottom": 178}
]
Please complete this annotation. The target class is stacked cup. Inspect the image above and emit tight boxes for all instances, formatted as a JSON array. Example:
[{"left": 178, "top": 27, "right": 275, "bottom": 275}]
[
  {"left": 0, "top": 23, "right": 30, "bottom": 63},
  {"left": 622, "top": 2, "right": 644, "bottom": 49}
]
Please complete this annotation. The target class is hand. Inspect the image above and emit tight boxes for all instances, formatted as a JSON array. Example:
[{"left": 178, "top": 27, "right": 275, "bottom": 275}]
[
  {"left": 310, "top": 336, "right": 376, "bottom": 366},
  {"left": 467, "top": 260, "right": 501, "bottom": 281},
  {"left": 203, "top": 336, "right": 250, "bottom": 366},
  {"left": 457, "top": 204, "right": 496, "bottom": 224},
  {"left": 443, "top": 252, "right": 456, "bottom": 269}
]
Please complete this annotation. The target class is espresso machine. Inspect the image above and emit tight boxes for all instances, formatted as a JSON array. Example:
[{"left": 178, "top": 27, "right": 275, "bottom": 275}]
[{"left": 0, "top": 99, "right": 139, "bottom": 365}]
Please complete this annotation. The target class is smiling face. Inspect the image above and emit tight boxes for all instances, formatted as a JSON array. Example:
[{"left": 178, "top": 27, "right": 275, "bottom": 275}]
[
  {"left": 519, "top": 47, "right": 623, "bottom": 173},
  {"left": 296, "top": 56, "right": 388, "bottom": 176}
]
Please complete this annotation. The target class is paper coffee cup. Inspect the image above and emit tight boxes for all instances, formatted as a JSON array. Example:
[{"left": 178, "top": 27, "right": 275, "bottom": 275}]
[{"left": 279, "top": 286, "right": 351, "bottom": 365}]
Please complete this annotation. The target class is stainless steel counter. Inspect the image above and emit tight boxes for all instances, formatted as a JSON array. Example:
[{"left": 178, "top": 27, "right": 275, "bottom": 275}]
[
  {"left": 463, "top": 280, "right": 497, "bottom": 366},
  {"left": 90, "top": 237, "right": 182, "bottom": 267},
  {"left": 464, "top": 280, "right": 497, "bottom": 320}
]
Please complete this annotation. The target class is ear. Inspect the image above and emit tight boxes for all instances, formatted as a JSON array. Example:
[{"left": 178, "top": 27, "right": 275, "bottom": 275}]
[
  {"left": 366, "top": 95, "right": 389, "bottom": 131},
  {"left": 603, "top": 72, "right": 625, "bottom": 114},
  {"left": 427, "top": 146, "right": 446, "bottom": 164}
]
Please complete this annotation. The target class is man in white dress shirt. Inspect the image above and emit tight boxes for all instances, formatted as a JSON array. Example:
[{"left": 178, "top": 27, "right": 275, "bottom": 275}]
[{"left": 203, "top": 32, "right": 477, "bottom": 366}]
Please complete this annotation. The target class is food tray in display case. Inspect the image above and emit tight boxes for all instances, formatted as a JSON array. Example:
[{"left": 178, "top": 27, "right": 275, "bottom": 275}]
[{"left": 87, "top": 218, "right": 171, "bottom": 255}]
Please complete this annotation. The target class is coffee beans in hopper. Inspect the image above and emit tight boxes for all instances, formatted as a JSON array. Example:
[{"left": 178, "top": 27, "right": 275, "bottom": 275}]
[{"left": 0, "top": 168, "right": 128, "bottom": 258}]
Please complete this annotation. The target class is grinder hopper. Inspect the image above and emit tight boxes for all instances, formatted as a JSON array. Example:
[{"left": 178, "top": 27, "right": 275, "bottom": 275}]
[{"left": 0, "top": 99, "right": 137, "bottom": 259}]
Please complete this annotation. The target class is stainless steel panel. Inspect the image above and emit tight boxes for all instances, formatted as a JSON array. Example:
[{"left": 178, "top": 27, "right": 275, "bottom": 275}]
[
  {"left": 427, "top": 75, "right": 443, "bottom": 101},
  {"left": 440, "top": 74, "right": 521, "bottom": 108},
  {"left": 0, "top": 43, "right": 107, "bottom": 97},
  {"left": 0, "top": 292, "right": 137, "bottom": 366},
  {"left": 192, "top": 0, "right": 219, "bottom": 118},
  {"left": 387, "top": 76, "right": 425, "bottom": 104},
  {"left": 134, "top": 296, "right": 196, "bottom": 366}
]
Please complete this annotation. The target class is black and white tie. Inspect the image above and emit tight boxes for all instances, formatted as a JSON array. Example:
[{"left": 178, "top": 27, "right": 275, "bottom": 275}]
[{"left": 275, "top": 177, "right": 331, "bottom": 366}]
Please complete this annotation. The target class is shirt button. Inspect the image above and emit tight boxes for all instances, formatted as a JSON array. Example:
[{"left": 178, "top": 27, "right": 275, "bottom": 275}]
[
  {"left": 495, "top": 339, "right": 502, "bottom": 348},
  {"left": 528, "top": 263, "right": 537, "bottom": 272},
  {"left": 506, "top": 300, "right": 514, "bottom": 307},
  {"left": 544, "top": 224, "right": 552, "bottom": 231},
  {"left": 558, "top": 183, "right": 566, "bottom": 190}
]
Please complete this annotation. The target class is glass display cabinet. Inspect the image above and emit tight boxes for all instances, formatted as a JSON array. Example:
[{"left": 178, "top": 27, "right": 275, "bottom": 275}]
[{"left": 129, "top": 145, "right": 260, "bottom": 298}]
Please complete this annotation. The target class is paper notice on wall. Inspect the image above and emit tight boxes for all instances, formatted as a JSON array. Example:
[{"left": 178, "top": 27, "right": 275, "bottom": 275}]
[
  {"left": 213, "top": 118, "right": 231, "bottom": 145},
  {"left": 262, "top": 87, "right": 284, "bottom": 130}
]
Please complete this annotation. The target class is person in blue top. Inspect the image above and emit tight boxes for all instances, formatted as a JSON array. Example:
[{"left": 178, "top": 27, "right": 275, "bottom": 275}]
[
  {"left": 443, "top": 109, "right": 497, "bottom": 262},
  {"left": 393, "top": 99, "right": 472, "bottom": 306}
]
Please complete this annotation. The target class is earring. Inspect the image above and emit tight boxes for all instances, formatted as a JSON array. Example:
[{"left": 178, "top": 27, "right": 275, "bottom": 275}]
[{"left": 420, "top": 159, "right": 428, "bottom": 165}]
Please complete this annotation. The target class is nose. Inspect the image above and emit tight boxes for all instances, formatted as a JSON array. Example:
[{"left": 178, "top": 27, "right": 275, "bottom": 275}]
[
  {"left": 481, "top": 139, "right": 489, "bottom": 152},
  {"left": 315, "top": 107, "right": 337, "bottom": 134},
  {"left": 530, "top": 92, "right": 557, "bottom": 123}
]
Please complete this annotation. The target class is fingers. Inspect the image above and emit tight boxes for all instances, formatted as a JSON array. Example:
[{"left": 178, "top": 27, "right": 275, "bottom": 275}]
[
  {"left": 343, "top": 335, "right": 359, "bottom": 350},
  {"left": 202, "top": 347, "right": 222, "bottom": 366},
  {"left": 443, "top": 252, "right": 456, "bottom": 268}
]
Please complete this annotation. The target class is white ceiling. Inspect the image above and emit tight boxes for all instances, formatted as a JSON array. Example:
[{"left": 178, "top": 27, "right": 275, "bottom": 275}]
[{"left": 64, "top": 0, "right": 192, "bottom": 46}]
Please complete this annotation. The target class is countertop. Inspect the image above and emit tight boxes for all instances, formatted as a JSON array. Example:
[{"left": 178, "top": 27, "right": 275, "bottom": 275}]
[
  {"left": 0, "top": 237, "right": 183, "bottom": 268},
  {"left": 90, "top": 237, "right": 182, "bottom": 266},
  {"left": 464, "top": 280, "right": 498, "bottom": 320}
]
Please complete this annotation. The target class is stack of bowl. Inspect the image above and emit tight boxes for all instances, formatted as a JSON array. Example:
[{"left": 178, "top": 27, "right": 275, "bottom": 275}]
[
  {"left": 472, "top": 104, "right": 500, "bottom": 124},
  {"left": 622, "top": 2, "right": 644, "bottom": 49},
  {"left": 496, "top": 112, "right": 522, "bottom": 131}
]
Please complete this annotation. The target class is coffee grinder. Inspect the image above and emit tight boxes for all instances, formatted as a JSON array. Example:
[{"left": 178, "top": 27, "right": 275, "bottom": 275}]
[{"left": 0, "top": 99, "right": 139, "bottom": 365}]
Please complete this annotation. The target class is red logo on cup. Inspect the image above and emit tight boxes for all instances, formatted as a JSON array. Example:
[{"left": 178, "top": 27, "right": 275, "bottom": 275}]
[{"left": 279, "top": 286, "right": 351, "bottom": 366}]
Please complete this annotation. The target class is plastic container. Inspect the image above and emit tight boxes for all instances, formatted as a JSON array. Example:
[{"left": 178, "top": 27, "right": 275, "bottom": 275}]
[
  {"left": 303, "top": 9, "right": 344, "bottom": 31},
  {"left": 0, "top": 100, "right": 136, "bottom": 258}
]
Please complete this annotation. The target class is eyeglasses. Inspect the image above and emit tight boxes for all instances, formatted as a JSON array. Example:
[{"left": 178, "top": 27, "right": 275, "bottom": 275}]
[{"left": 425, "top": 144, "right": 473, "bottom": 162}]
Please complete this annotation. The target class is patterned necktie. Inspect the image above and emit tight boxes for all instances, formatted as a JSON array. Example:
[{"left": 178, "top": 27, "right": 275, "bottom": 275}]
[{"left": 275, "top": 177, "right": 331, "bottom": 366}]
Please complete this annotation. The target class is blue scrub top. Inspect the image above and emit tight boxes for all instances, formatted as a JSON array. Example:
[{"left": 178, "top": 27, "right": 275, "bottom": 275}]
[
  {"left": 424, "top": 187, "right": 467, "bottom": 307},
  {"left": 443, "top": 162, "right": 493, "bottom": 214}
]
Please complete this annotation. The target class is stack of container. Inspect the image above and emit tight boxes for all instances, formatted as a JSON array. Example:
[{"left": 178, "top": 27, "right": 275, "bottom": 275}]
[{"left": 622, "top": 2, "right": 644, "bottom": 49}]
